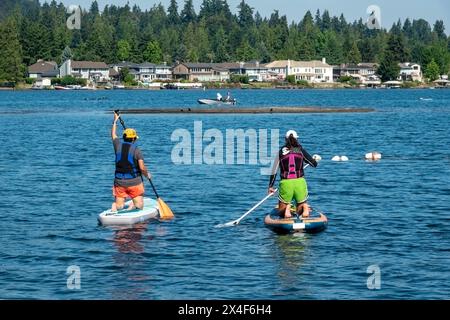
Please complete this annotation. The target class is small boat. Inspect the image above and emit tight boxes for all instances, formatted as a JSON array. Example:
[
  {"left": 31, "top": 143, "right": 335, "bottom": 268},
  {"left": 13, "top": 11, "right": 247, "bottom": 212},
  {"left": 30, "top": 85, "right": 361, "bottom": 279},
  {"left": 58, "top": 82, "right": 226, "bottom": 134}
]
[
  {"left": 54, "top": 85, "right": 72, "bottom": 90},
  {"left": 264, "top": 207, "right": 328, "bottom": 234},
  {"left": 198, "top": 98, "right": 237, "bottom": 105},
  {"left": 98, "top": 197, "right": 159, "bottom": 226}
]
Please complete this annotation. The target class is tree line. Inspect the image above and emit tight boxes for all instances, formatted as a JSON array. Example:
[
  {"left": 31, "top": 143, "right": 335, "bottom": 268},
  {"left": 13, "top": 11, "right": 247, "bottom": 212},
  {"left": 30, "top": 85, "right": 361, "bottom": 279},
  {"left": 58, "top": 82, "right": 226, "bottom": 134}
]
[{"left": 0, "top": 0, "right": 449, "bottom": 82}]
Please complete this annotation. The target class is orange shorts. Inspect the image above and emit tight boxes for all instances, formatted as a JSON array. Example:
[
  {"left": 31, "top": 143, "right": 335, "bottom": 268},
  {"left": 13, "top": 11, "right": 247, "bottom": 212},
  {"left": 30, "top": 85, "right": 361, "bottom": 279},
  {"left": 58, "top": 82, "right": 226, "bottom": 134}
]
[{"left": 113, "top": 183, "right": 145, "bottom": 199}]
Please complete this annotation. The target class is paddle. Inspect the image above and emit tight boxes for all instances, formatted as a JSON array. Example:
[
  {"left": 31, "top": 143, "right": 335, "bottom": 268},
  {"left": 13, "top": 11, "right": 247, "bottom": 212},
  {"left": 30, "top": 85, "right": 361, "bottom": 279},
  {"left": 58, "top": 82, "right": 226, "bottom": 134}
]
[
  {"left": 113, "top": 110, "right": 174, "bottom": 220},
  {"left": 215, "top": 190, "right": 278, "bottom": 228}
]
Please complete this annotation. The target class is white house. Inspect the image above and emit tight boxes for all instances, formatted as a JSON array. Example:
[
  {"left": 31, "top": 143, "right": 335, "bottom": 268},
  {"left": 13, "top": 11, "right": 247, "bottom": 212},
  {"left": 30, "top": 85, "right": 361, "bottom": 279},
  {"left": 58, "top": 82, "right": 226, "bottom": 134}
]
[
  {"left": 265, "top": 58, "right": 333, "bottom": 83},
  {"left": 154, "top": 63, "right": 172, "bottom": 81},
  {"left": 292, "top": 59, "right": 333, "bottom": 83},
  {"left": 265, "top": 60, "right": 291, "bottom": 80},
  {"left": 60, "top": 59, "right": 110, "bottom": 82},
  {"left": 398, "top": 63, "right": 422, "bottom": 82},
  {"left": 110, "top": 62, "right": 172, "bottom": 82}
]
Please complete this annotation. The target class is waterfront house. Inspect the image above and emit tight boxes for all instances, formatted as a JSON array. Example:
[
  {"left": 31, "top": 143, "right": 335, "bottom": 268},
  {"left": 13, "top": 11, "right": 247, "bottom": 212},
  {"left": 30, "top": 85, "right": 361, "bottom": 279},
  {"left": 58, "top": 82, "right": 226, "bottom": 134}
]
[
  {"left": 28, "top": 60, "right": 59, "bottom": 79},
  {"left": 110, "top": 62, "right": 172, "bottom": 82},
  {"left": 333, "top": 63, "right": 380, "bottom": 86},
  {"left": 218, "top": 61, "right": 269, "bottom": 82},
  {"left": 264, "top": 60, "right": 292, "bottom": 80},
  {"left": 60, "top": 59, "right": 110, "bottom": 82},
  {"left": 292, "top": 59, "right": 333, "bottom": 83},
  {"left": 265, "top": 59, "right": 333, "bottom": 83},
  {"left": 398, "top": 63, "right": 423, "bottom": 82},
  {"left": 172, "top": 63, "right": 230, "bottom": 82}
]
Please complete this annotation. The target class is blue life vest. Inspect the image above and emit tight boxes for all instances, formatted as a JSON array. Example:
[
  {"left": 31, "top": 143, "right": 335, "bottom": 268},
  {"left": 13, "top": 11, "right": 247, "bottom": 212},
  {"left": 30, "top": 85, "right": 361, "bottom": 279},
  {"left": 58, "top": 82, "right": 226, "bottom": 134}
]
[{"left": 115, "top": 142, "right": 141, "bottom": 180}]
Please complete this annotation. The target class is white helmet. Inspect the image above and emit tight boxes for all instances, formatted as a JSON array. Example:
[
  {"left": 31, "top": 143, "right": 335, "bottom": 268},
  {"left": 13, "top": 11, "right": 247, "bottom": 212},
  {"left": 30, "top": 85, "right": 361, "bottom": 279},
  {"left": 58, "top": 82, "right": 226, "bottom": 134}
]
[{"left": 285, "top": 130, "right": 299, "bottom": 139}]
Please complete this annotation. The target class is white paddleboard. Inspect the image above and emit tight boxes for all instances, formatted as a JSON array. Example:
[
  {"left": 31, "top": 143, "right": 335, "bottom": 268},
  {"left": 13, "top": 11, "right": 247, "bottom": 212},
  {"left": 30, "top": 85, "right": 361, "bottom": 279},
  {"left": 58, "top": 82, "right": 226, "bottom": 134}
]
[{"left": 98, "top": 197, "right": 159, "bottom": 226}]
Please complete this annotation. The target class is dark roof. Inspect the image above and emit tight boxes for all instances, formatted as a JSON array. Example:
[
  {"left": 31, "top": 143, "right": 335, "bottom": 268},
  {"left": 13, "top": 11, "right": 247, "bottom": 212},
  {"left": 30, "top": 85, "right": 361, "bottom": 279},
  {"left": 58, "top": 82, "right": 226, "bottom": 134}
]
[
  {"left": 139, "top": 62, "right": 156, "bottom": 68},
  {"left": 183, "top": 63, "right": 216, "bottom": 69},
  {"left": 28, "top": 61, "right": 58, "bottom": 74},
  {"left": 109, "top": 68, "right": 119, "bottom": 77},
  {"left": 110, "top": 61, "right": 140, "bottom": 69},
  {"left": 72, "top": 61, "right": 109, "bottom": 69}
]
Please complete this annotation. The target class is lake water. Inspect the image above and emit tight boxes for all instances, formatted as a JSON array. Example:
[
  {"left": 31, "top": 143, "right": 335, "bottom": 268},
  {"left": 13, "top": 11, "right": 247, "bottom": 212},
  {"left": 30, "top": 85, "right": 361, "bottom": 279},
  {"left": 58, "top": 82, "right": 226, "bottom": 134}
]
[{"left": 0, "top": 89, "right": 449, "bottom": 299}]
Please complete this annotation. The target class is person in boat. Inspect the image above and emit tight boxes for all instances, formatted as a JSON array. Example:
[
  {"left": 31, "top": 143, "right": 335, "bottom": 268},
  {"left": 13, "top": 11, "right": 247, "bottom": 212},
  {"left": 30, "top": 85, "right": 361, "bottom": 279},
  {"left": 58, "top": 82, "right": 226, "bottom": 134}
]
[
  {"left": 111, "top": 112, "right": 152, "bottom": 212},
  {"left": 217, "top": 92, "right": 223, "bottom": 101},
  {"left": 268, "top": 130, "right": 318, "bottom": 218},
  {"left": 225, "top": 91, "right": 231, "bottom": 102}
]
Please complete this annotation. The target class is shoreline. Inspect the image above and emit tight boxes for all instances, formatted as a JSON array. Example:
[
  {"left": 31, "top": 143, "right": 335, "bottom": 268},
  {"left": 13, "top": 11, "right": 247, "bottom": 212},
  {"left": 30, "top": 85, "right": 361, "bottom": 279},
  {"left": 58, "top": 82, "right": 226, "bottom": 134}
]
[{"left": 2, "top": 86, "right": 448, "bottom": 91}]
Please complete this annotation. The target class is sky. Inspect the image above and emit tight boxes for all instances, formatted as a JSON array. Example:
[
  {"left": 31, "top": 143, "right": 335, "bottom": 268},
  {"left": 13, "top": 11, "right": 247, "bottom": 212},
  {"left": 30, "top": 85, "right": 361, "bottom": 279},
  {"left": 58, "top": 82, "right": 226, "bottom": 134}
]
[{"left": 57, "top": 0, "right": 450, "bottom": 32}]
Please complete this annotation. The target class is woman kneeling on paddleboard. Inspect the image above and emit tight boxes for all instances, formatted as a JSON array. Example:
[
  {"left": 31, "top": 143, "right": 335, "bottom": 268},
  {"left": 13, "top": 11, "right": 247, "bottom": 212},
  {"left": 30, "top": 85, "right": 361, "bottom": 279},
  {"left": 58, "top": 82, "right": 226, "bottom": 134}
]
[
  {"left": 268, "top": 130, "right": 318, "bottom": 218},
  {"left": 111, "top": 112, "right": 152, "bottom": 212}
]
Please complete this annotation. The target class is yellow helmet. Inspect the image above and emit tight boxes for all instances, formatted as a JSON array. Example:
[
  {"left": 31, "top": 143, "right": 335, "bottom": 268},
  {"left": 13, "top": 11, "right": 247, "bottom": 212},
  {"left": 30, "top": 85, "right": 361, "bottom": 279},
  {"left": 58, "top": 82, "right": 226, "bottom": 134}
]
[{"left": 123, "top": 128, "right": 139, "bottom": 139}]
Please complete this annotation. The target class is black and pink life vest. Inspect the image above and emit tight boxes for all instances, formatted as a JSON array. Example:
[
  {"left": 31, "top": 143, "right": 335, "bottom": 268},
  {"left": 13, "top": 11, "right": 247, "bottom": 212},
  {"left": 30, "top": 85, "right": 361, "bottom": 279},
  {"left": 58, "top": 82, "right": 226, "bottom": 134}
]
[{"left": 279, "top": 147, "right": 304, "bottom": 179}]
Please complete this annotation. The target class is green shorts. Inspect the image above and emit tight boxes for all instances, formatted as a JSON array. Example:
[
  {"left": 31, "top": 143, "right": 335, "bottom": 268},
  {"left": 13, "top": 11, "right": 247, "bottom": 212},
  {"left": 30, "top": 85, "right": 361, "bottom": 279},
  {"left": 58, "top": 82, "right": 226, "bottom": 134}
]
[{"left": 279, "top": 178, "right": 309, "bottom": 204}]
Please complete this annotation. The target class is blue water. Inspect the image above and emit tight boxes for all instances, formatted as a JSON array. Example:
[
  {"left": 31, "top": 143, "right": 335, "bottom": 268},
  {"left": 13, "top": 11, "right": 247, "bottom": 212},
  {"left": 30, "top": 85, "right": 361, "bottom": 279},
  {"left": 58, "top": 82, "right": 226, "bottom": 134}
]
[{"left": 0, "top": 89, "right": 449, "bottom": 299}]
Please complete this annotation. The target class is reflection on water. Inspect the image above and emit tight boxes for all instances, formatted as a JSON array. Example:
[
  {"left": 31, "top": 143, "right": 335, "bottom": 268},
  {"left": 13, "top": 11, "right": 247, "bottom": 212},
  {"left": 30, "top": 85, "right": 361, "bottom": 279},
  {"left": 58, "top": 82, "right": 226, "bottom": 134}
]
[
  {"left": 109, "top": 223, "right": 153, "bottom": 299},
  {"left": 113, "top": 223, "right": 152, "bottom": 254},
  {"left": 270, "top": 234, "right": 309, "bottom": 296}
]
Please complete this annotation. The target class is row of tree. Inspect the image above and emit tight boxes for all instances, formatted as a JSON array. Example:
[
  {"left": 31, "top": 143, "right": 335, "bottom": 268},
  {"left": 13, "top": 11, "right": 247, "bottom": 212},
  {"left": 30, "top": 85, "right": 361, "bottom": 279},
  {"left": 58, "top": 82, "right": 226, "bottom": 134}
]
[{"left": 0, "top": 0, "right": 449, "bottom": 82}]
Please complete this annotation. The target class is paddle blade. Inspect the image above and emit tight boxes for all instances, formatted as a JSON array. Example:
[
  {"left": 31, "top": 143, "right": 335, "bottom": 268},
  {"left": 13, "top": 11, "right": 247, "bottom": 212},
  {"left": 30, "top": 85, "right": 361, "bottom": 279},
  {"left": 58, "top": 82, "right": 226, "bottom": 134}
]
[
  {"left": 215, "top": 220, "right": 239, "bottom": 228},
  {"left": 157, "top": 198, "right": 174, "bottom": 220}
]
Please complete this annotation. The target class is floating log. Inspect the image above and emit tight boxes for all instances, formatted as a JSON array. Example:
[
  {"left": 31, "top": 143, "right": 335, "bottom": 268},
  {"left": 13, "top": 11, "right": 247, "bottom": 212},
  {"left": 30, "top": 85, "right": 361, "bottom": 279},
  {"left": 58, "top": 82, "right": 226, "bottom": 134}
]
[{"left": 116, "top": 107, "right": 374, "bottom": 114}]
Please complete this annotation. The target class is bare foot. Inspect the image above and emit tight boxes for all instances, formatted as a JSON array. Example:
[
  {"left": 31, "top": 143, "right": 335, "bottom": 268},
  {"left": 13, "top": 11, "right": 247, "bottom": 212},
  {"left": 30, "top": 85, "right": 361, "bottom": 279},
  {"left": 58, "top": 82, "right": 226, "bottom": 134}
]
[
  {"left": 127, "top": 203, "right": 135, "bottom": 211},
  {"left": 111, "top": 202, "right": 118, "bottom": 212},
  {"left": 302, "top": 205, "right": 310, "bottom": 218}
]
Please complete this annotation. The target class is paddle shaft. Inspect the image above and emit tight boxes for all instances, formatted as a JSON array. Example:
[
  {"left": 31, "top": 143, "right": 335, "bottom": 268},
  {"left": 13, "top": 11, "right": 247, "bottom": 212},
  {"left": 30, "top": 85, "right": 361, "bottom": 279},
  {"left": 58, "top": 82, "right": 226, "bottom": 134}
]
[
  {"left": 114, "top": 110, "right": 126, "bottom": 129},
  {"left": 235, "top": 190, "right": 277, "bottom": 224},
  {"left": 147, "top": 177, "right": 160, "bottom": 199}
]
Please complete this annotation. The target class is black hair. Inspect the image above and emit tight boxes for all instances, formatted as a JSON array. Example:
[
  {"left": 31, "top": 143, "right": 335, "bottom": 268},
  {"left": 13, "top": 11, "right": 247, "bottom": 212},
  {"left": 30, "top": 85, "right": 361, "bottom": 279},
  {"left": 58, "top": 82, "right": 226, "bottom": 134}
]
[
  {"left": 123, "top": 136, "right": 136, "bottom": 143},
  {"left": 285, "top": 134, "right": 300, "bottom": 149}
]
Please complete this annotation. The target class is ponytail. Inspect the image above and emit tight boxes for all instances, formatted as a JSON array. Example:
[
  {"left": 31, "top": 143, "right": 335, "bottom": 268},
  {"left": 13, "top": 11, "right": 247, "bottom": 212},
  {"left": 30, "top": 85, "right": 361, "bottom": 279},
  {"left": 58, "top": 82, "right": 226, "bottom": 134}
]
[{"left": 286, "top": 134, "right": 300, "bottom": 148}]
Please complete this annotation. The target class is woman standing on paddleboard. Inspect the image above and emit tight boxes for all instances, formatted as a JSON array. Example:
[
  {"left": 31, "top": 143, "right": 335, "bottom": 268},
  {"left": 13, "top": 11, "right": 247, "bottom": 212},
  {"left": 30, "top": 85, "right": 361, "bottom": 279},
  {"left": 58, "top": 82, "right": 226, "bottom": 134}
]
[
  {"left": 268, "top": 130, "right": 319, "bottom": 218},
  {"left": 111, "top": 112, "right": 152, "bottom": 212}
]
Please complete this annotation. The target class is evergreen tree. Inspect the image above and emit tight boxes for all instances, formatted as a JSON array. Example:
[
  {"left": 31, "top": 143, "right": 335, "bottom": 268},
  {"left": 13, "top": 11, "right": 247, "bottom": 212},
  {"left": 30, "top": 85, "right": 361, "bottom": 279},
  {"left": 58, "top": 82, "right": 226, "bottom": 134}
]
[
  {"left": 433, "top": 20, "right": 446, "bottom": 40},
  {"left": 386, "top": 33, "right": 410, "bottom": 62},
  {"left": 0, "top": 17, "right": 24, "bottom": 81},
  {"left": 237, "top": 0, "right": 254, "bottom": 28},
  {"left": 117, "top": 40, "right": 131, "bottom": 61},
  {"left": 181, "top": 0, "right": 196, "bottom": 24},
  {"left": 143, "top": 40, "right": 163, "bottom": 63},
  {"left": 347, "top": 41, "right": 362, "bottom": 64},
  {"left": 168, "top": 0, "right": 181, "bottom": 25},
  {"left": 424, "top": 59, "right": 440, "bottom": 81},
  {"left": 377, "top": 52, "right": 400, "bottom": 81},
  {"left": 61, "top": 46, "right": 73, "bottom": 63}
]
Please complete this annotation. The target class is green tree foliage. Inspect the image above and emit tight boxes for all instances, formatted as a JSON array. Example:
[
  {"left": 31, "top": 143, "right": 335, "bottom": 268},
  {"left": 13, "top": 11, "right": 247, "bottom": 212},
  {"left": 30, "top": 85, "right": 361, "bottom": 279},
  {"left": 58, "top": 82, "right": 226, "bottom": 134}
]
[
  {"left": 347, "top": 41, "right": 362, "bottom": 64},
  {"left": 0, "top": 17, "right": 24, "bottom": 81},
  {"left": 0, "top": 0, "right": 448, "bottom": 84},
  {"left": 424, "top": 59, "right": 440, "bottom": 81},
  {"left": 377, "top": 52, "right": 400, "bottom": 82},
  {"left": 117, "top": 40, "right": 131, "bottom": 61},
  {"left": 144, "top": 40, "right": 163, "bottom": 63}
]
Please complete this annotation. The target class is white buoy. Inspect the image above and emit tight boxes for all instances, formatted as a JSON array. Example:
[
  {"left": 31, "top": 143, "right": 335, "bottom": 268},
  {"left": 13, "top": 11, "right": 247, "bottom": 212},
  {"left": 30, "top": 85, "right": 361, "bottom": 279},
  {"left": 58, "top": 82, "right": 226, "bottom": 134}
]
[
  {"left": 332, "top": 155, "right": 348, "bottom": 162},
  {"left": 331, "top": 156, "right": 341, "bottom": 161},
  {"left": 332, "top": 155, "right": 349, "bottom": 162},
  {"left": 365, "top": 152, "right": 382, "bottom": 161}
]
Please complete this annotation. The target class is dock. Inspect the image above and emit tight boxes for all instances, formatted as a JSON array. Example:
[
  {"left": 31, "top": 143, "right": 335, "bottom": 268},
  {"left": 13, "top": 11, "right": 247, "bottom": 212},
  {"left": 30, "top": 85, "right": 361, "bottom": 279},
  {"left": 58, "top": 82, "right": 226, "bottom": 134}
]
[{"left": 117, "top": 107, "right": 374, "bottom": 114}]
